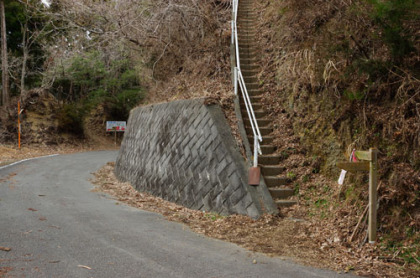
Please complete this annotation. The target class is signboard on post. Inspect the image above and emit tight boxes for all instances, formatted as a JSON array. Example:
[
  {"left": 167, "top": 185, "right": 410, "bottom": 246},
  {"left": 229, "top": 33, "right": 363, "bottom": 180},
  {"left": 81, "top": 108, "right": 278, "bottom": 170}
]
[
  {"left": 106, "top": 121, "right": 126, "bottom": 146},
  {"left": 337, "top": 148, "right": 379, "bottom": 244},
  {"left": 106, "top": 121, "right": 126, "bottom": 132}
]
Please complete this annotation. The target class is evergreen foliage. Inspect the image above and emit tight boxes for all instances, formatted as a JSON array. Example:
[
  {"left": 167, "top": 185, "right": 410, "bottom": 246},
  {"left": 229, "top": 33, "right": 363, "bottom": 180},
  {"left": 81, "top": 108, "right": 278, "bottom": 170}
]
[
  {"left": 54, "top": 50, "right": 144, "bottom": 135},
  {"left": 368, "top": 0, "right": 418, "bottom": 60}
]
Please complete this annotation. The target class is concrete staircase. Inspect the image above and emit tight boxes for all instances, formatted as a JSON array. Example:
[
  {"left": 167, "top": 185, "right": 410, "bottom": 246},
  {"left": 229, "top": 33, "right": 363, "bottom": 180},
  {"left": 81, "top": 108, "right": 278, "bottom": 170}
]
[{"left": 236, "top": 0, "right": 297, "bottom": 208}]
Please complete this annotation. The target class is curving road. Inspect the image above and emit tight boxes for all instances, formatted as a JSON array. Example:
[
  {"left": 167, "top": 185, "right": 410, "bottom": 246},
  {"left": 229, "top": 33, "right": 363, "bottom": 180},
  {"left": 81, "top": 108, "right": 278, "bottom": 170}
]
[{"left": 0, "top": 151, "right": 355, "bottom": 277}]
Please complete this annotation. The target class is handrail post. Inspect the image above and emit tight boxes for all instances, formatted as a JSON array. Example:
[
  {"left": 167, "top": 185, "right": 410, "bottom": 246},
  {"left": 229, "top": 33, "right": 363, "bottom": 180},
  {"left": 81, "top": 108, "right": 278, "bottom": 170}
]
[
  {"left": 253, "top": 136, "right": 258, "bottom": 167},
  {"left": 234, "top": 67, "right": 238, "bottom": 95},
  {"left": 231, "top": 20, "right": 234, "bottom": 45}
]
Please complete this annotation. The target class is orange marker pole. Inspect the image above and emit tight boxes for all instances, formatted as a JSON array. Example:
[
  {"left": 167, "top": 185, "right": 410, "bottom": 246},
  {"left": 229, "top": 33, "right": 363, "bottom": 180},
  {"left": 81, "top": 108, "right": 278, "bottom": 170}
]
[{"left": 18, "top": 101, "right": 21, "bottom": 149}]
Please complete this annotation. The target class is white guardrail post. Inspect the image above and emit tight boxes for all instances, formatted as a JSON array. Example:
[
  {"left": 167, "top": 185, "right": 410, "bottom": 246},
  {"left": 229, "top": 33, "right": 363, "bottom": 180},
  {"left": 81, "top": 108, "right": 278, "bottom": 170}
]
[{"left": 232, "top": 0, "right": 262, "bottom": 168}]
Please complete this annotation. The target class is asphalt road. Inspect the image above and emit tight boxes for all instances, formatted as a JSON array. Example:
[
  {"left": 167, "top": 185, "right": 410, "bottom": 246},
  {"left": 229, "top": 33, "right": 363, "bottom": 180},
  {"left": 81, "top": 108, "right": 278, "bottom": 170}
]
[{"left": 0, "top": 151, "right": 356, "bottom": 278}]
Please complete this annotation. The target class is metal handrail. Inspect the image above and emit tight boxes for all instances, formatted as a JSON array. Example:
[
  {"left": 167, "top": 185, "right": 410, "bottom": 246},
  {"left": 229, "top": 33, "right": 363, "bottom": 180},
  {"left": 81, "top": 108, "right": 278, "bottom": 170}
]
[{"left": 231, "top": 0, "right": 262, "bottom": 167}]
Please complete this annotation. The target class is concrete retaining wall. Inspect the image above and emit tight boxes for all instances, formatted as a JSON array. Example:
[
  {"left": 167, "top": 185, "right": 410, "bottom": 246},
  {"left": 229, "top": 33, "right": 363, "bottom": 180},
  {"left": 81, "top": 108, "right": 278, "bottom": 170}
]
[{"left": 115, "top": 98, "right": 276, "bottom": 218}]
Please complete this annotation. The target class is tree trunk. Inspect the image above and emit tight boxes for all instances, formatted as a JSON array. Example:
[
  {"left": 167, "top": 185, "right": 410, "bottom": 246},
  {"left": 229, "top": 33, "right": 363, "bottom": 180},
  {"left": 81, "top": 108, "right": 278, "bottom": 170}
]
[
  {"left": 20, "top": 21, "right": 28, "bottom": 99},
  {"left": 0, "top": 0, "right": 9, "bottom": 106}
]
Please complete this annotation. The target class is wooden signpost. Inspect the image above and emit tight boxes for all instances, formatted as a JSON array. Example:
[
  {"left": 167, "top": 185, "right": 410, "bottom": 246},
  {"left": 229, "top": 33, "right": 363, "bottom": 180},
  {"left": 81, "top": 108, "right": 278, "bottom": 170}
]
[{"left": 337, "top": 148, "right": 379, "bottom": 243}]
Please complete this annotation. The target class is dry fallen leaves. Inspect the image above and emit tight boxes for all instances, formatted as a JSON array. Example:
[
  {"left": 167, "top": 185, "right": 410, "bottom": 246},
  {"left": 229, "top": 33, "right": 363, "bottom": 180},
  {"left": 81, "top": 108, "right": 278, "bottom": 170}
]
[
  {"left": 77, "top": 265, "right": 92, "bottom": 270},
  {"left": 91, "top": 162, "right": 420, "bottom": 278}
]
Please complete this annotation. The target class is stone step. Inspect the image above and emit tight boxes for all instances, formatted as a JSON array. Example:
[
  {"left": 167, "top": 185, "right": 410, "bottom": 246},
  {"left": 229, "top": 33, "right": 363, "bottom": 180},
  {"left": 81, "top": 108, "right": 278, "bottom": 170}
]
[
  {"left": 239, "top": 52, "right": 257, "bottom": 60},
  {"left": 238, "top": 17, "right": 255, "bottom": 21},
  {"left": 239, "top": 95, "right": 262, "bottom": 104},
  {"left": 238, "top": 42, "right": 255, "bottom": 47},
  {"left": 238, "top": 4, "right": 255, "bottom": 8},
  {"left": 239, "top": 85, "right": 258, "bottom": 93},
  {"left": 249, "top": 95, "right": 263, "bottom": 102},
  {"left": 241, "top": 69, "right": 259, "bottom": 76},
  {"left": 250, "top": 142, "right": 276, "bottom": 155},
  {"left": 258, "top": 154, "right": 282, "bottom": 165},
  {"left": 238, "top": 38, "right": 256, "bottom": 44},
  {"left": 238, "top": 12, "right": 255, "bottom": 15},
  {"left": 241, "top": 109, "right": 267, "bottom": 118},
  {"left": 239, "top": 82, "right": 259, "bottom": 90},
  {"left": 254, "top": 109, "right": 268, "bottom": 118},
  {"left": 240, "top": 64, "right": 259, "bottom": 71},
  {"left": 238, "top": 27, "right": 256, "bottom": 32},
  {"left": 238, "top": 70, "right": 259, "bottom": 79},
  {"left": 239, "top": 46, "right": 257, "bottom": 55},
  {"left": 239, "top": 45, "right": 256, "bottom": 53},
  {"left": 259, "top": 145, "right": 277, "bottom": 155},
  {"left": 269, "top": 188, "right": 295, "bottom": 199},
  {"left": 275, "top": 200, "right": 298, "bottom": 207},
  {"left": 238, "top": 27, "right": 255, "bottom": 32},
  {"left": 240, "top": 62, "right": 258, "bottom": 67},
  {"left": 245, "top": 127, "right": 273, "bottom": 136},
  {"left": 238, "top": 33, "right": 257, "bottom": 38},
  {"left": 238, "top": 20, "right": 255, "bottom": 23},
  {"left": 238, "top": 22, "right": 256, "bottom": 27},
  {"left": 238, "top": 21, "right": 256, "bottom": 25},
  {"left": 238, "top": 33, "right": 257, "bottom": 39},
  {"left": 261, "top": 165, "right": 285, "bottom": 176},
  {"left": 238, "top": 24, "right": 256, "bottom": 29},
  {"left": 240, "top": 102, "right": 262, "bottom": 110},
  {"left": 265, "top": 176, "right": 290, "bottom": 187},
  {"left": 239, "top": 88, "right": 262, "bottom": 96},
  {"left": 238, "top": 43, "right": 252, "bottom": 48},
  {"left": 238, "top": 53, "right": 253, "bottom": 61},
  {"left": 243, "top": 117, "right": 271, "bottom": 127},
  {"left": 244, "top": 122, "right": 272, "bottom": 133},
  {"left": 238, "top": 10, "right": 256, "bottom": 15},
  {"left": 240, "top": 57, "right": 258, "bottom": 63},
  {"left": 247, "top": 135, "right": 273, "bottom": 145},
  {"left": 239, "top": 44, "right": 257, "bottom": 53},
  {"left": 238, "top": 27, "right": 254, "bottom": 31},
  {"left": 243, "top": 76, "right": 259, "bottom": 84},
  {"left": 238, "top": 8, "right": 255, "bottom": 11},
  {"left": 239, "top": 100, "right": 262, "bottom": 111},
  {"left": 237, "top": 17, "right": 257, "bottom": 22}
]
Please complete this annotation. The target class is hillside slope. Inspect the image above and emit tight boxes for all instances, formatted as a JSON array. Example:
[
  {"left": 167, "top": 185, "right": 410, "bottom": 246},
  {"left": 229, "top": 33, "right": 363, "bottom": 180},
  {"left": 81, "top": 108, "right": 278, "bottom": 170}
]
[
  {"left": 146, "top": 0, "right": 419, "bottom": 273},
  {"left": 250, "top": 0, "right": 419, "bottom": 272}
]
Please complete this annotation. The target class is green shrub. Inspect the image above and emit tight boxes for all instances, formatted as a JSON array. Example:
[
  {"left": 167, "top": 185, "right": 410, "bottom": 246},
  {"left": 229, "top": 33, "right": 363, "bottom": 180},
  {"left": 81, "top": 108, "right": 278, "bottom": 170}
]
[
  {"left": 103, "top": 88, "right": 145, "bottom": 120},
  {"left": 57, "top": 103, "right": 85, "bottom": 135},
  {"left": 51, "top": 49, "right": 146, "bottom": 135},
  {"left": 368, "top": 0, "right": 417, "bottom": 60}
]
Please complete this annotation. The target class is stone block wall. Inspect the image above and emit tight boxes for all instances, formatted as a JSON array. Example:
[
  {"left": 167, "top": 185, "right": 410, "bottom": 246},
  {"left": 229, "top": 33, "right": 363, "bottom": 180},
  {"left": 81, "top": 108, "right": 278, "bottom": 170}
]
[{"left": 115, "top": 98, "right": 276, "bottom": 218}]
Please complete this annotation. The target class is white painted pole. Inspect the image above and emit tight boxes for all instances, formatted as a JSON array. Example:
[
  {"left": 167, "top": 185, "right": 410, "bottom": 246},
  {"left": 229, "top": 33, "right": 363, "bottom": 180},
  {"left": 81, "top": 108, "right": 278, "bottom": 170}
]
[{"left": 253, "top": 136, "right": 258, "bottom": 167}]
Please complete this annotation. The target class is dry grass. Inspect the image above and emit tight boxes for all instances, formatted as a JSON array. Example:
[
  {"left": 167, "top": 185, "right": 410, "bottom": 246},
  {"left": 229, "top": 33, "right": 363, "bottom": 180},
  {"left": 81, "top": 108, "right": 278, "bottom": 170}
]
[{"left": 254, "top": 0, "right": 419, "bottom": 259}]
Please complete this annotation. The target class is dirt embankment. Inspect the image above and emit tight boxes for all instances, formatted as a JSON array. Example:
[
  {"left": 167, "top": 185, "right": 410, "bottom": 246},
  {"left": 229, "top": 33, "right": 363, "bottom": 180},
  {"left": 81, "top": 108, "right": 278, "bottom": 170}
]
[{"left": 249, "top": 0, "right": 419, "bottom": 270}]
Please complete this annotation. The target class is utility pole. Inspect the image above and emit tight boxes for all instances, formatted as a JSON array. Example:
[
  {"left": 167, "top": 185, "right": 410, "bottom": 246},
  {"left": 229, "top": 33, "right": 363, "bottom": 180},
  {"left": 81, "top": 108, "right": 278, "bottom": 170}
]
[{"left": 0, "top": 0, "right": 9, "bottom": 106}]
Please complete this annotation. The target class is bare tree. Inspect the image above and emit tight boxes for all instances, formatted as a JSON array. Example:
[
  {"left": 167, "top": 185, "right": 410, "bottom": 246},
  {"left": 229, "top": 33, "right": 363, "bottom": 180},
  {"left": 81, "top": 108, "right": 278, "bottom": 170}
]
[
  {"left": 0, "top": 0, "right": 9, "bottom": 106},
  {"left": 17, "top": 0, "right": 54, "bottom": 98}
]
